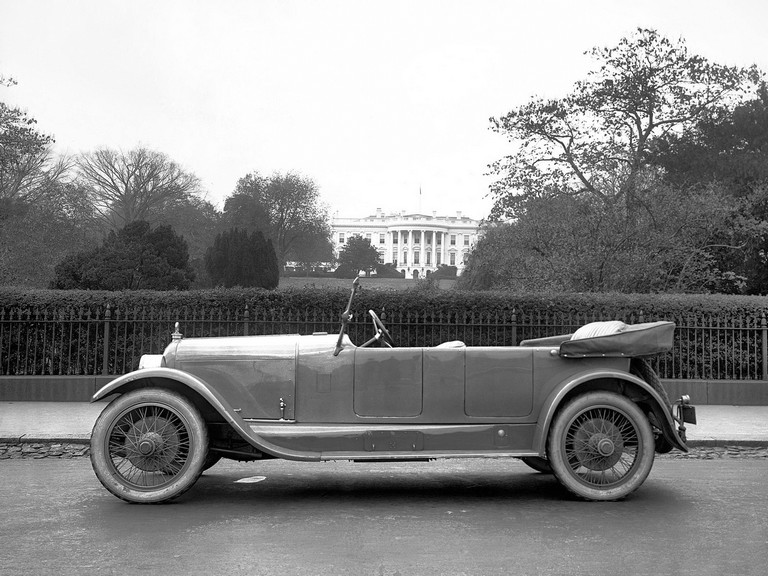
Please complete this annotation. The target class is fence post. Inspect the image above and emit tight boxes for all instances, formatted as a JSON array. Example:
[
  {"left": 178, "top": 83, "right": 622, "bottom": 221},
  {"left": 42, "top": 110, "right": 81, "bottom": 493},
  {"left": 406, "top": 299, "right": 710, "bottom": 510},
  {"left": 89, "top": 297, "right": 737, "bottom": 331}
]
[
  {"left": 244, "top": 305, "right": 250, "bottom": 336},
  {"left": 102, "top": 304, "right": 111, "bottom": 375},
  {"left": 511, "top": 308, "right": 517, "bottom": 345},
  {"left": 761, "top": 312, "right": 767, "bottom": 381}
]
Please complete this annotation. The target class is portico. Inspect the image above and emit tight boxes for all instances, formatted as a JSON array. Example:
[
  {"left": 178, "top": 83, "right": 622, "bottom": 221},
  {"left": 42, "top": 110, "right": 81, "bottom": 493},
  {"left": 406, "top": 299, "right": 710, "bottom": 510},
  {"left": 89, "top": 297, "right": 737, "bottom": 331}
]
[{"left": 332, "top": 209, "right": 480, "bottom": 278}]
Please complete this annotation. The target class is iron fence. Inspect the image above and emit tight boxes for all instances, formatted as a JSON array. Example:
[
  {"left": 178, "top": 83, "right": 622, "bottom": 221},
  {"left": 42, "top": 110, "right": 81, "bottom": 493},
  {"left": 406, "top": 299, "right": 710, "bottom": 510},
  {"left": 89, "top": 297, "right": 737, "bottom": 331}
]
[{"left": 1, "top": 304, "right": 767, "bottom": 381}]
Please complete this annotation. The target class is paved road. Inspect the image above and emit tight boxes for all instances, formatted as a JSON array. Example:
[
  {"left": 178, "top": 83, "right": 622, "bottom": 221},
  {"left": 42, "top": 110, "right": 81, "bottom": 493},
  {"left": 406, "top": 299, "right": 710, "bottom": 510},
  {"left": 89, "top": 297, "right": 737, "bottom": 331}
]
[{"left": 2, "top": 457, "right": 767, "bottom": 576}]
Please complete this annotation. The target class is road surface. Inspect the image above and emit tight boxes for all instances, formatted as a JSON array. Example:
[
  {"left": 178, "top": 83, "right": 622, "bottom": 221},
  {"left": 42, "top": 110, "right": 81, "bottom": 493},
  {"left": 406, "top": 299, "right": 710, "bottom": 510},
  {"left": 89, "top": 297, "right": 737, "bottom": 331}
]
[{"left": 1, "top": 456, "right": 766, "bottom": 575}]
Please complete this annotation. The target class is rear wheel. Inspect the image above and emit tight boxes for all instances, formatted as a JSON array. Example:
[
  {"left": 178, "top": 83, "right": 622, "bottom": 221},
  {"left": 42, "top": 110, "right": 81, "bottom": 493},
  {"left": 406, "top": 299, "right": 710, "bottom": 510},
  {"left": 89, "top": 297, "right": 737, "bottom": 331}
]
[
  {"left": 547, "top": 391, "right": 655, "bottom": 501},
  {"left": 90, "top": 388, "right": 208, "bottom": 503}
]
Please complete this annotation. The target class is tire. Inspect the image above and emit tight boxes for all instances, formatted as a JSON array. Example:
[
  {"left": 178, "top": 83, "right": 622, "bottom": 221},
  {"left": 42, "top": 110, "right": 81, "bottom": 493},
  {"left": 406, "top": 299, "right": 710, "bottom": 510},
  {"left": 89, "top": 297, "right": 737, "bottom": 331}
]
[
  {"left": 202, "top": 452, "right": 222, "bottom": 471},
  {"left": 547, "top": 391, "right": 655, "bottom": 501},
  {"left": 90, "top": 388, "right": 209, "bottom": 503},
  {"left": 520, "top": 457, "right": 553, "bottom": 474}
]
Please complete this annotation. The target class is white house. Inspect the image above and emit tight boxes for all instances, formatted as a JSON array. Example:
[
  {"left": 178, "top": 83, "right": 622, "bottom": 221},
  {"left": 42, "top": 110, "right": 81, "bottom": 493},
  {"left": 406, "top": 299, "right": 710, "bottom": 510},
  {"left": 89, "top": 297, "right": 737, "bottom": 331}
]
[{"left": 331, "top": 208, "right": 481, "bottom": 278}]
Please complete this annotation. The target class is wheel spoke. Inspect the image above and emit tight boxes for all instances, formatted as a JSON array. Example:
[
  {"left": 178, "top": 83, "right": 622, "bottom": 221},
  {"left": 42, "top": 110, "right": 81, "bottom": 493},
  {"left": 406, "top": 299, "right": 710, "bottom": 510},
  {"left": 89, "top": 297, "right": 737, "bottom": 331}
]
[
  {"left": 562, "top": 406, "right": 644, "bottom": 488},
  {"left": 105, "top": 404, "right": 192, "bottom": 490}
]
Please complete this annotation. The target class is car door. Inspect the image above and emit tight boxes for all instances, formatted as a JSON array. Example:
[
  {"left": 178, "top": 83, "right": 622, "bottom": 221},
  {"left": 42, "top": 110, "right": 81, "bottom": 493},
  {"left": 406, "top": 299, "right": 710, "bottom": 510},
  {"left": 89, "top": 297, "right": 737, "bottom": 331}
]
[{"left": 353, "top": 348, "right": 423, "bottom": 418}]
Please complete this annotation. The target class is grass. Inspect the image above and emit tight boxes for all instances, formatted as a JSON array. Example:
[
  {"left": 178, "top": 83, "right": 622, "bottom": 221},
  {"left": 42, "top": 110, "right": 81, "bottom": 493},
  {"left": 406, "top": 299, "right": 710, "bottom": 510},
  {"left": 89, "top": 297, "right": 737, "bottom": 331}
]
[{"left": 278, "top": 277, "right": 457, "bottom": 291}]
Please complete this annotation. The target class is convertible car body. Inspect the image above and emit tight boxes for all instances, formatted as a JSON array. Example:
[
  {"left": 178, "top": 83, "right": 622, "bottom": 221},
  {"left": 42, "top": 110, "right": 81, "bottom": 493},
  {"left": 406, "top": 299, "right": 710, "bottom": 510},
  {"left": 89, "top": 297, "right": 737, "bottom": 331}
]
[{"left": 90, "top": 279, "right": 696, "bottom": 503}]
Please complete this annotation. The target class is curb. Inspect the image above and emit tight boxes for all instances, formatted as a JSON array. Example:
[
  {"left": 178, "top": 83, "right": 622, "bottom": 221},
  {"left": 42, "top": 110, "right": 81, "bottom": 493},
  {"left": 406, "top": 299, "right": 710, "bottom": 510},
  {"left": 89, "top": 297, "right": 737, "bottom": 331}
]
[
  {"left": 0, "top": 436, "right": 90, "bottom": 445},
  {"left": 687, "top": 439, "right": 768, "bottom": 448}
]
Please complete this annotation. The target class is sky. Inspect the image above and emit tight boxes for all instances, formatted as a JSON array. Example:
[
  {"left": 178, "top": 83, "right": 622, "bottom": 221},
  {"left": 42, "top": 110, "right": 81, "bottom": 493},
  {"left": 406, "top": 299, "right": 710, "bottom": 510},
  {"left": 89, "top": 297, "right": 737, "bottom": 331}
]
[{"left": 1, "top": 0, "right": 767, "bottom": 220}]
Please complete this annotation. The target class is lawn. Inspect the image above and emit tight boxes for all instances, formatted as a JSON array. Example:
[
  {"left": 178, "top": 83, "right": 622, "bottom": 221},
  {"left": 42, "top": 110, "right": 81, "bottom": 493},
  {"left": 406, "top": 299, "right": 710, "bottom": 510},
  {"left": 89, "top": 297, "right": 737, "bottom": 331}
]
[{"left": 279, "top": 276, "right": 457, "bottom": 290}]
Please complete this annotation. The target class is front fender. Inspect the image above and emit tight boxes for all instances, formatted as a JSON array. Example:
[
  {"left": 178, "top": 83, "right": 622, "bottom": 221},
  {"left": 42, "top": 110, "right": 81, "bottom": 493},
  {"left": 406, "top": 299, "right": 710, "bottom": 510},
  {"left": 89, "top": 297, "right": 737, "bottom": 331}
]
[
  {"left": 532, "top": 368, "right": 688, "bottom": 456},
  {"left": 92, "top": 368, "right": 320, "bottom": 462}
]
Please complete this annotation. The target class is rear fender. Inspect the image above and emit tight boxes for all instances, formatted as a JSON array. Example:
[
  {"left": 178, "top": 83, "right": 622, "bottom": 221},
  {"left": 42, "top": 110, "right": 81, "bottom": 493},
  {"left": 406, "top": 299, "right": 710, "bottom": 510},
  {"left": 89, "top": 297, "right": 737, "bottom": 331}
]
[
  {"left": 92, "top": 368, "right": 320, "bottom": 461},
  {"left": 533, "top": 369, "right": 688, "bottom": 456}
]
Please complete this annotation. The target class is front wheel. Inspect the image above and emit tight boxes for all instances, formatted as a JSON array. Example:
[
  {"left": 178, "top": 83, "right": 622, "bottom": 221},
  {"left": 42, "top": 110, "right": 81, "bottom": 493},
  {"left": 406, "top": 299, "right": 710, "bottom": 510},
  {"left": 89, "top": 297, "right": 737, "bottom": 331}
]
[
  {"left": 547, "top": 391, "right": 655, "bottom": 501},
  {"left": 90, "top": 388, "right": 209, "bottom": 503}
]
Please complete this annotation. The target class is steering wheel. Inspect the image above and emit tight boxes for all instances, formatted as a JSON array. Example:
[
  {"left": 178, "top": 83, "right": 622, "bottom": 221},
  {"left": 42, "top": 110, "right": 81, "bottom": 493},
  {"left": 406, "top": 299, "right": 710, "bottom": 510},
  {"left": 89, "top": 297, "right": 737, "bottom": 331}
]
[{"left": 368, "top": 310, "right": 395, "bottom": 348}]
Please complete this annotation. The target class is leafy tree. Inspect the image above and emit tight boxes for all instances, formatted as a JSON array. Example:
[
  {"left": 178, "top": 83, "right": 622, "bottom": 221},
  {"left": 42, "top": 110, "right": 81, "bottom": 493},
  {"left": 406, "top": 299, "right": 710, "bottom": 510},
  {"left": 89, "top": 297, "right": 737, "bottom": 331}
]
[
  {"left": 51, "top": 221, "right": 194, "bottom": 290},
  {"left": 649, "top": 85, "right": 768, "bottom": 293},
  {"left": 204, "top": 228, "right": 279, "bottom": 289},
  {"left": 0, "top": 179, "right": 98, "bottom": 287},
  {"left": 460, "top": 177, "right": 740, "bottom": 293},
  {"left": 156, "top": 195, "right": 221, "bottom": 287},
  {"left": 226, "top": 171, "right": 332, "bottom": 266},
  {"left": 489, "top": 28, "right": 762, "bottom": 220},
  {"left": 335, "top": 235, "right": 381, "bottom": 277},
  {"left": 0, "top": 75, "right": 58, "bottom": 203},
  {"left": 77, "top": 147, "right": 201, "bottom": 228}
]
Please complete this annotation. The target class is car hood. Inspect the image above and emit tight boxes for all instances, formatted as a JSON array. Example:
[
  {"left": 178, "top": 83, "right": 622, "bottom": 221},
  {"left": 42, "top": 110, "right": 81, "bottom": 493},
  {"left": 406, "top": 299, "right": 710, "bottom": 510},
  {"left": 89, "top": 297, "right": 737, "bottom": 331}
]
[{"left": 162, "top": 333, "right": 344, "bottom": 368}]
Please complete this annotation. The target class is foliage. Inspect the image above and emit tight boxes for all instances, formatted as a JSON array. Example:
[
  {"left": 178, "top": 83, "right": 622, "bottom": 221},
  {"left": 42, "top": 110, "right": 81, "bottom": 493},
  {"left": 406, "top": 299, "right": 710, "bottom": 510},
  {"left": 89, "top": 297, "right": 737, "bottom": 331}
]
[
  {"left": 204, "top": 228, "right": 279, "bottom": 289},
  {"left": 461, "top": 179, "right": 741, "bottom": 293},
  {"left": 0, "top": 75, "right": 57, "bottom": 203},
  {"left": 156, "top": 195, "right": 221, "bottom": 287},
  {"left": 428, "top": 265, "right": 457, "bottom": 279},
  {"left": 336, "top": 235, "right": 381, "bottom": 276},
  {"left": 474, "top": 29, "right": 764, "bottom": 294},
  {"left": 0, "top": 180, "right": 98, "bottom": 287},
  {"left": 226, "top": 172, "right": 332, "bottom": 266},
  {"left": 650, "top": 85, "right": 768, "bottom": 293},
  {"left": 488, "top": 28, "right": 761, "bottom": 220},
  {"left": 375, "top": 262, "right": 406, "bottom": 278},
  {"left": 50, "top": 221, "right": 195, "bottom": 290},
  {"left": 77, "top": 147, "right": 201, "bottom": 228}
]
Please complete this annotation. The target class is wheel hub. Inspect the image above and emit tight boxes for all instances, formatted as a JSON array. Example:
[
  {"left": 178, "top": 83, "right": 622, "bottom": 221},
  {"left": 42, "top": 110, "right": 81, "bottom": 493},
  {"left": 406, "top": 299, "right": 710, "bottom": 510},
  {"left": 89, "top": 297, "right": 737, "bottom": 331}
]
[
  {"left": 124, "top": 416, "right": 181, "bottom": 472},
  {"left": 594, "top": 436, "right": 615, "bottom": 456},
  {"left": 572, "top": 417, "right": 625, "bottom": 471},
  {"left": 137, "top": 432, "right": 163, "bottom": 455}
]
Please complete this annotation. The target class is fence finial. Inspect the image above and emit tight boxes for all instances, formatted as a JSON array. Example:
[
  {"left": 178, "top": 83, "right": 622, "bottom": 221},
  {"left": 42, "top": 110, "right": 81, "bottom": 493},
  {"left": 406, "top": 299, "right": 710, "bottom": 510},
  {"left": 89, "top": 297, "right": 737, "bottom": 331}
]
[{"left": 172, "top": 322, "right": 183, "bottom": 341}]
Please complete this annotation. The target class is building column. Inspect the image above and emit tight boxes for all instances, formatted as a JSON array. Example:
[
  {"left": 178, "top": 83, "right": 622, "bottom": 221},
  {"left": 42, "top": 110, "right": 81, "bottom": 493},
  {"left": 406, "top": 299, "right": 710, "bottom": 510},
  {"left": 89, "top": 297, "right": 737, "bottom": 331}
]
[
  {"left": 431, "top": 232, "right": 437, "bottom": 270},
  {"left": 408, "top": 229, "right": 414, "bottom": 271}
]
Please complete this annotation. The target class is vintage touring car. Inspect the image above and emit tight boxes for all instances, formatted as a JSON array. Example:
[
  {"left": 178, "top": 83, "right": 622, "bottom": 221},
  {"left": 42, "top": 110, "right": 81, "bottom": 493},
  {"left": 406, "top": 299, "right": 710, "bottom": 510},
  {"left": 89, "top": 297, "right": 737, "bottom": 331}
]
[{"left": 90, "top": 278, "right": 696, "bottom": 503}]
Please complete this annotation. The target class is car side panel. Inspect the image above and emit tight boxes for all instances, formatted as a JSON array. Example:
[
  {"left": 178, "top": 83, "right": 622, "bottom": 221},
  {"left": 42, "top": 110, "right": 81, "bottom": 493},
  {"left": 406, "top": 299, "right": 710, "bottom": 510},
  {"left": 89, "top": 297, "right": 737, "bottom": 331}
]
[
  {"left": 354, "top": 348, "right": 423, "bottom": 417},
  {"left": 465, "top": 347, "right": 533, "bottom": 417},
  {"left": 176, "top": 336, "right": 298, "bottom": 420}
]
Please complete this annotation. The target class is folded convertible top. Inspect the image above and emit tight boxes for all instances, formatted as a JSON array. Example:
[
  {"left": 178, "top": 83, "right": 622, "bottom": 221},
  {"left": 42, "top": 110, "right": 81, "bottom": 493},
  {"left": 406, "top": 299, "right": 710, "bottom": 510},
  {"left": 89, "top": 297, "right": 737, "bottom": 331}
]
[{"left": 521, "top": 321, "right": 675, "bottom": 358}]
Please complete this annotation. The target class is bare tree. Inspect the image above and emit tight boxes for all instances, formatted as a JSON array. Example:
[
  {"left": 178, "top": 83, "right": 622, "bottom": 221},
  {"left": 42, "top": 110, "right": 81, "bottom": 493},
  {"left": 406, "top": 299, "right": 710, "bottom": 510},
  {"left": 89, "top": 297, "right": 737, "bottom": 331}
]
[{"left": 77, "top": 147, "right": 200, "bottom": 228}]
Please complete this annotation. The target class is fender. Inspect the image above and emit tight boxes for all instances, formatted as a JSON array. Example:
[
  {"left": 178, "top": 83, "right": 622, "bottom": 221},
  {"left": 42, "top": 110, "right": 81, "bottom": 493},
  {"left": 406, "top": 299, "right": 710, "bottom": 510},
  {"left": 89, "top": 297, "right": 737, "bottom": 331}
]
[
  {"left": 92, "top": 368, "right": 322, "bottom": 462},
  {"left": 532, "top": 368, "right": 688, "bottom": 455}
]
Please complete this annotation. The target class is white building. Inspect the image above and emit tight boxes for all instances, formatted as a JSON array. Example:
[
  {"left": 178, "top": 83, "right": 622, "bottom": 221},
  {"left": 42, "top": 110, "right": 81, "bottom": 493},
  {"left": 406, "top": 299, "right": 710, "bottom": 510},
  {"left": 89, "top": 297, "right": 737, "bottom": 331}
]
[{"left": 331, "top": 208, "right": 481, "bottom": 278}]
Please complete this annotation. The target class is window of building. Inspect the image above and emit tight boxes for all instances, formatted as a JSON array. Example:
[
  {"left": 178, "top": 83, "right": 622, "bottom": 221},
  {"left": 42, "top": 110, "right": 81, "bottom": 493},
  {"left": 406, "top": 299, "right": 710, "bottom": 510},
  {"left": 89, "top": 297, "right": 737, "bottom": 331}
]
[
  {"left": 414, "top": 232, "right": 420, "bottom": 244},
  {"left": 403, "top": 251, "right": 408, "bottom": 264},
  {"left": 437, "top": 233, "right": 442, "bottom": 245},
  {"left": 393, "top": 234, "right": 398, "bottom": 244},
  {"left": 426, "top": 252, "right": 431, "bottom": 265},
  {"left": 339, "top": 233, "right": 345, "bottom": 244},
  {"left": 437, "top": 253, "right": 442, "bottom": 265},
  {"left": 414, "top": 252, "right": 420, "bottom": 265},
  {"left": 365, "top": 233, "right": 371, "bottom": 242},
  {"left": 464, "top": 235, "right": 470, "bottom": 246},
  {"left": 379, "top": 233, "right": 385, "bottom": 244},
  {"left": 450, "top": 234, "right": 456, "bottom": 246},
  {"left": 449, "top": 252, "right": 456, "bottom": 266}
]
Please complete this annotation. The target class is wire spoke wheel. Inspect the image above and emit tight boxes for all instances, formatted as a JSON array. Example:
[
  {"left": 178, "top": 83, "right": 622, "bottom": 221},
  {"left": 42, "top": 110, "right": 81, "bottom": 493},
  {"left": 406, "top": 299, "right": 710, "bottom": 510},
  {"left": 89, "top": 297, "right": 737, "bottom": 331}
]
[
  {"left": 108, "top": 406, "right": 191, "bottom": 489},
  {"left": 547, "top": 392, "right": 655, "bottom": 501},
  {"left": 91, "top": 389, "right": 208, "bottom": 503}
]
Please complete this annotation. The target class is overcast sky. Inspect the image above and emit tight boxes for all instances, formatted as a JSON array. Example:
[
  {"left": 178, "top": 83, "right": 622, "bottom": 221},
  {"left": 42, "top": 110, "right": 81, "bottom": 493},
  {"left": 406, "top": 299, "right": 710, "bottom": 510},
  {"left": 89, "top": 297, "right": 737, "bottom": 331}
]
[{"left": 1, "top": 0, "right": 767, "bottom": 220}]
